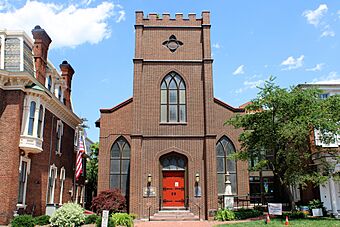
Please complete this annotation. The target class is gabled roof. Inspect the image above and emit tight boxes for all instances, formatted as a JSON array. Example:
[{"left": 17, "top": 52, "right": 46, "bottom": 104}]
[{"left": 213, "top": 98, "right": 245, "bottom": 112}]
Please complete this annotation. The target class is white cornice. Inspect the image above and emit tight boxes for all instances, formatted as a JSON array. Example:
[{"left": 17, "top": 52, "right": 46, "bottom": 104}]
[{"left": 0, "top": 70, "right": 82, "bottom": 129}]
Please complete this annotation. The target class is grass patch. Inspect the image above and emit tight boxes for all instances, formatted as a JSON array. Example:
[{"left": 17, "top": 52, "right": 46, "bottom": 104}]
[{"left": 216, "top": 218, "right": 340, "bottom": 227}]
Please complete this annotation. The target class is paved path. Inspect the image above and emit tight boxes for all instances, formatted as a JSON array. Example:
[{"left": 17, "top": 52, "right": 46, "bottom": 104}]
[{"left": 134, "top": 220, "right": 250, "bottom": 227}]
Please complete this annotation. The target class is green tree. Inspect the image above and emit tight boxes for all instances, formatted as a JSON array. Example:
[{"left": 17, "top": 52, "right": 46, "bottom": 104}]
[
  {"left": 86, "top": 142, "right": 99, "bottom": 205},
  {"left": 226, "top": 77, "right": 340, "bottom": 208}
]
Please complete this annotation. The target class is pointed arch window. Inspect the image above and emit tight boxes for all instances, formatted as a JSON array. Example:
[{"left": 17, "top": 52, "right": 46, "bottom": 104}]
[
  {"left": 160, "top": 72, "right": 186, "bottom": 122},
  {"left": 28, "top": 101, "right": 36, "bottom": 135},
  {"left": 216, "top": 136, "right": 237, "bottom": 195},
  {"left": 110, "top": 137, "right": 130, "bottom": 196}
]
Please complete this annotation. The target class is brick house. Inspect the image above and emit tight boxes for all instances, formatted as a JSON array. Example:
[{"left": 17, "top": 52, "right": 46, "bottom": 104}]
[
  {"left": 0, "top": 26, "right": 82, "bottom": 224},
  {"left": 96, "top": 12, "right": 249, "bottom": 220},
  {"left": 299, "top": 83, "right": 340, "bottom": 217}
]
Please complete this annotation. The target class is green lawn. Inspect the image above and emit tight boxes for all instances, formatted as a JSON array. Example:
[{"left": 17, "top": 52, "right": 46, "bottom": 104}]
[{"left": 217, "top": 218, "right": 340, "bottom": 227}]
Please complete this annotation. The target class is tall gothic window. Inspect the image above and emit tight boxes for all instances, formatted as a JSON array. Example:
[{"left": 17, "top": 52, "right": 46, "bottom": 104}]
[
  {"left": 28, "top": 101, "right": 36, "bottom": 135},
  {"left": 110, "top": 137, "right": 130, "bottom": 196},
  {"left": 160, "top": 72, "right": 186, "bottom": 122},
  {"left": 216, "top": 136, "right": 237, "bottom": 195}
]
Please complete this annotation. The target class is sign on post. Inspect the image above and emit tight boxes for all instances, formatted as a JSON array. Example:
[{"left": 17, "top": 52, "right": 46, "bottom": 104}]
[
  {"left": 268, "top": 203, "right": 282, "bottom": 215},
  {"left": 101, "top": 210, "right": 109, "bottom": 227}
]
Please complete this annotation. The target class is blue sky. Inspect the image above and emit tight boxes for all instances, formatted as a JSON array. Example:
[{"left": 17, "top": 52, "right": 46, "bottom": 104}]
[{"left": 1, "top": 0, "right": 340, "bottom": 141}]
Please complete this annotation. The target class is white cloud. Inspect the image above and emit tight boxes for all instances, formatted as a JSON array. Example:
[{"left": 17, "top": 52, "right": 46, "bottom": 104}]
[
  {"left": 236, "top": 79, "right": 264, "bottom": 93},
  {"left": 233, "top": 65, "right": 245, "bottom": 75},
  {"left": 281, "top": 55, "right": 304, "bottom": 70},
  {"left": 212, "top": 43, "right": 221, "bottom": 49},
  {"left": 306, "top": 63, "right": 324, "bottom": 72},
  {"left": 321, "top": 28, "right": 335, "bottom": 37},
  {"left": 311, "top": 71, "right": 340, "bottom": 84},
  {"left": 0, "top": 1, "right": 125, "bottom": 48},
  {"left": 303, "top": 4, "right": 328, "bottom": 26}
]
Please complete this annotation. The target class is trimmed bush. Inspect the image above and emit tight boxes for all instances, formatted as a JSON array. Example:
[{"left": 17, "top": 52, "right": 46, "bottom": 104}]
[
  {"left": 215, "top": 209, "right": 236, "bottom": 221},
  {"left": 33, "top": 215, "right": 50, "bottom": 225},
  {"left": 84, "top": 214, "right": 99, "bottom": 224},
  {"left": 234, "top": 208, "right": 262, "bottom": 220},
  {"left": 91, "top": 189, "right": 127, "bottom": 215},
  {"left": 95, "top": 215, "right": 114, "bottom": 227},
  {"left": 11, "top": 215, "right": 35, "bottom": 227},
  {"left": 50, "top": 202, "right": 85, "bottom": 227},
  {"left": 111, "top": 213, "right": 133, "bottom": 227}
]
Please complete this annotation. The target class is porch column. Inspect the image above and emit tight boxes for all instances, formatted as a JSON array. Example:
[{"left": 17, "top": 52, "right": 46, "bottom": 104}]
[{"left": 329, "top": 175, "right": 339, "bottom": 218}]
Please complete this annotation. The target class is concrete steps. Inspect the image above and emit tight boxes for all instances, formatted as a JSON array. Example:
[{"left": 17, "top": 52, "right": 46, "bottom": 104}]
[{"left": 150, "top": 210, "right": 199, "bottom": 221}]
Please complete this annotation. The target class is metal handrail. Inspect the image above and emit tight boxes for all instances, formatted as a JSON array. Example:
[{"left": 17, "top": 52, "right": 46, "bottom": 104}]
[{"left": 186, "top": 197, "right": 201, "bottom": 220}]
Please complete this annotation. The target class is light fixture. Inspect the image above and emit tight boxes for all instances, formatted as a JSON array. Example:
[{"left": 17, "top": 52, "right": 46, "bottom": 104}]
[
  {"left": 195, "top": 173, "right": 200, "bottom": 183},
  {"left": 147, "top": 174, "right": 152, "bottom": 184}
]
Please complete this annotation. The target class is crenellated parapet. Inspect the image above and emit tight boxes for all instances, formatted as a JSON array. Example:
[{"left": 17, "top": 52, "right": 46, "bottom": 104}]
[{"left": 135, "top": 11, "right": 210, "bottom": 27}]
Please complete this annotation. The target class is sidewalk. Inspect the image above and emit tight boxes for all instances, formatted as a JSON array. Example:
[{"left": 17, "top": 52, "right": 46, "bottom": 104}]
[{"left": 134, "top": 220, "right": 251, "bottom": 227}]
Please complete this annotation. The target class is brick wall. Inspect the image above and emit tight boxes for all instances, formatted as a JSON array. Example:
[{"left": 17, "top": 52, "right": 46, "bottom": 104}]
[
  {"left": 26, "top": 109, "right": 75, "bottom": 216},
  {"left": 0, "top": 89, "right": 25, "bottom": 224}
]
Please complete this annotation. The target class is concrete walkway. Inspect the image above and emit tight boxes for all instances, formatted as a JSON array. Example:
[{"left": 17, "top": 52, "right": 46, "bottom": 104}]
[{"left": 134, "top": 220, "right": 251, "bottom": 227}]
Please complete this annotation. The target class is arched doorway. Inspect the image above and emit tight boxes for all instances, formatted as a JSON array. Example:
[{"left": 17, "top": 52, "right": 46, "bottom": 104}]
[{"left": 160, "top": 153, "right": 187, "bottom": 208}]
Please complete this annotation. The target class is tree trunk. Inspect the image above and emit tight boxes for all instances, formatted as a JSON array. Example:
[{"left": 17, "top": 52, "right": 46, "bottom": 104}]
[{"left": 275, "top": 173, "right": 296, "bottom": 210}]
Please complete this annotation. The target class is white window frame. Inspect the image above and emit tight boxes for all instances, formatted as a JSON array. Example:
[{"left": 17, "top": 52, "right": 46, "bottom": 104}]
[
  {"left": 56, "top": 120, "right": 64, "bottom": 156},
  {"left": 47, "top": 164, "right": 58, "bottom": 204},
  {"left": 314, "top": 129, "right": 339, "bottom": 148},
  {"left": 59, "top": 167, "right": 66, "bottom": 205},
  {"left": 17, "top": 156, "right": 31, "bottom": 208},
  {"left": 21, "top": 95, "right": 45, "bottom": 138}
]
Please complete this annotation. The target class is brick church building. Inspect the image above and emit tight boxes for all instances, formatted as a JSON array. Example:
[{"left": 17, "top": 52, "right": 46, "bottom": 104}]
[
  {"left": 96, "top": 11, "right": 249, "bottom": 220},
  {"left": 0, "top": 27, "right": 83, "bottom": 224}
]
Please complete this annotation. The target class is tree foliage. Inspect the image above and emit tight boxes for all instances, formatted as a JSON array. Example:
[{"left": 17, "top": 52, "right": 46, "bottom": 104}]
[
  {"left": 226, "top": 77, "right": 340, "bottom": 205},
  {"left": 87, "top": 142, "right": 99, "bottom": 192}
]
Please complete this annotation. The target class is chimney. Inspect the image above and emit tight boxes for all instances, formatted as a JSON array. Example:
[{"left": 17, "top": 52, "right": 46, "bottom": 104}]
[
  {"left": 31, "top": 25, "right": 52, "bottom": 85},
  {"left": 59, "top": 60, "right": 75, "bottom": 110}
]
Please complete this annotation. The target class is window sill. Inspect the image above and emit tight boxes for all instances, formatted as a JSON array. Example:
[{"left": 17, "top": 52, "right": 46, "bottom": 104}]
[
  {"left": 16, "top": 204, "right": 27, "bottom": 209},
  {"left": 160, "top": 122, "right": 187, "bottom": 125}
]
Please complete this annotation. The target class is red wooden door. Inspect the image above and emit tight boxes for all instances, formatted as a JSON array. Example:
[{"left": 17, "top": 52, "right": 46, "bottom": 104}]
[{"left": 162, "top": 171, "right": 185, "bottom": 207}]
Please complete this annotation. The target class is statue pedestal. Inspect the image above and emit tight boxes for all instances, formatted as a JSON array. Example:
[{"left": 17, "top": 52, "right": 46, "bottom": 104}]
[{"left": 224, "top": 195, "right": 234, "bottom": 209}]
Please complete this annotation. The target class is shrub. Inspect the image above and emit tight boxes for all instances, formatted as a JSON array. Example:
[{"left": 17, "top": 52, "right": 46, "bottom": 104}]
[
  {"left": 282, "top": 211, "right": 307, "bottom": 219},
  {"left": 215, "top": 209, "right": 236, "bottom": 221},
  {"left": 84, "top": 214, "right": 99, "bottom": 224},
  {"left": 234, "top": 208, "right": 262, "bottom": 220},
  {"left": 95, "top": 215, "right": 115, "bottom": 227},
  {"left": 111, "top": 213, "right": 134, "bottom": 227},
  {"left": 34, "top": 215, "right": 50, "bottom": 225},
  {"left": 11, "top": 215, "right": 34, "bottom": 227},
  {"left": 50, "top": 202, "right": 85, "bottom": 227},
  {"left": 308, "top": 199, "right": 324, "bottom": 209},
  {"left": 91, "top": 189, "right": 127, "bottom": 215}
]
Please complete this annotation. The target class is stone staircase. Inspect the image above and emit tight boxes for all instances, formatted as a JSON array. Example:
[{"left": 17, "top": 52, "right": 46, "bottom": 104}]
[{"left": 150, "top": 209, "right": 199, "bottom": 221}]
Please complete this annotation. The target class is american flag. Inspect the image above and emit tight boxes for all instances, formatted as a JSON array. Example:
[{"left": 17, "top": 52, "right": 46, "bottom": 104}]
[{"left": 75, "top": 134, "right": 85, "bottom": 181}]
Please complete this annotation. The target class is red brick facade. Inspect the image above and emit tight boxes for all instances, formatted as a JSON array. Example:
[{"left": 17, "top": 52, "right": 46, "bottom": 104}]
[
  {"left": 97, "top": 12, "right": 249, "bottom": 220},
  {"left": 0, "top": 27, "right": 81, "bottom": 224}
]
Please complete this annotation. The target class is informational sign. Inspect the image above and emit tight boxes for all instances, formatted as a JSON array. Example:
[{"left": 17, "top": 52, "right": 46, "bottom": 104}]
[
  {"left": 143, "top": 186, "right": 156, "bottom": 197},
  {"left": 268, "top": 203, "right": 282, "bottom": 215},
  {"left": 101, "top": 210, "right": 109, "bottom": 227}
]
